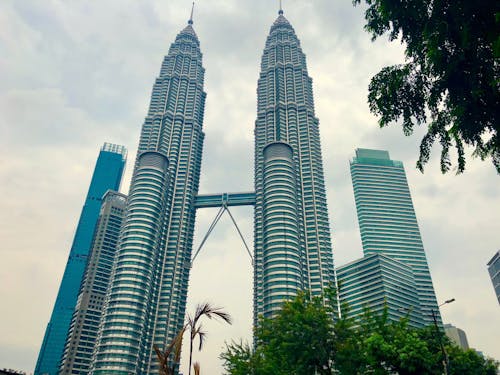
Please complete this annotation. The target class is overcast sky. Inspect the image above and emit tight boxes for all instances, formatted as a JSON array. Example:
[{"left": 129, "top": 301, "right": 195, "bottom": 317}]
[{"left": 0, "top": 0, "right": 499, "bottom": 373}]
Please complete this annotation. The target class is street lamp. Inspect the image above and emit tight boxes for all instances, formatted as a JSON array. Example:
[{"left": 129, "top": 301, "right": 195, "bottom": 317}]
[
  {"left": 432, "top": 298, "right": 455, "bottom": 375},
  {"left": 440, "top": 298, "right": 455, "bottom": 306}
]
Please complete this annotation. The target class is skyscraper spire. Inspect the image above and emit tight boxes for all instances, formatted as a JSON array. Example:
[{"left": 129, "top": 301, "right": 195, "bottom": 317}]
[
  {"left": 189, "top": 1, "right": 194, "bottom": 24},
  {"left": 279, "top": 0, "right": 283, "bottom": 15}
]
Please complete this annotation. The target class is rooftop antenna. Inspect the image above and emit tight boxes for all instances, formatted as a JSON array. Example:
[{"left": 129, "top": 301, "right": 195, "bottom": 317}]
[
  {"left": 188, "top": 2, "right": 194, "bottom": 24},
  {"left": 279, "top": 0, "right": 283, "bottom": 15}
]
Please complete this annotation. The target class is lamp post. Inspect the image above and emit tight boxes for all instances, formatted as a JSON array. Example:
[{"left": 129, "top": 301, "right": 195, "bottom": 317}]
[{"left": 432, "top": 298, "right": 455, "bottom": 375}]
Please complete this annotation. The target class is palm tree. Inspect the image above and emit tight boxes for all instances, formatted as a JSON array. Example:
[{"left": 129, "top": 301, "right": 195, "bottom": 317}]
[
  {"left": 154, "top": 326, "right": 185, "bottom": 375},
  {"left": 155, "top": 303, "right": 232, "bottom": 375},
  {"left": 186, "top": 303, "right": 232, "bottom": 375}
]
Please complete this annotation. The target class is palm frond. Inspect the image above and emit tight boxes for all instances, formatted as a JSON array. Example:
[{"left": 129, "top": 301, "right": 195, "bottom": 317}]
[
  {"left": 196, "top": 325, "right": 207, "bottom": 350},
  {"left": 172, "top": 326, "right": 186, "bottom": 363},
  {"left": 187, "top": 302, "right": 231, "bottom": 375},
  {"left": 154, "top": 325, "right": 186, "bottom": 375},
  {"left": 194, "top": 302, "right": 233, "bottom": 325},
  {"left": 153, "top": 344, "right": 168, "bottom": 375},
  {"left": 193, "top": 362, "right": 201, "bottom": 375}
]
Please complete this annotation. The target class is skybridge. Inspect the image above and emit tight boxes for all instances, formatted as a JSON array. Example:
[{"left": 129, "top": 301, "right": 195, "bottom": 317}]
[{"left": 192, "top": 191, "right": 256, "bottom": 266}]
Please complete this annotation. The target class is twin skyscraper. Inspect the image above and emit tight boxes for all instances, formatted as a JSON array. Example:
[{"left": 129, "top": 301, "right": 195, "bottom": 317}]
[{"left": 36, "top": 7, "right": 440, "bottom": 375}]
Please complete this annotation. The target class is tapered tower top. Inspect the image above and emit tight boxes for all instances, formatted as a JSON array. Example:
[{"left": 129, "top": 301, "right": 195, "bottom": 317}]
[
  {"left": 271, "top": 0, "right": 292, "bottom": 30},
  {"left": 179, "top": 2, "right": 198, "bottom": 39}
]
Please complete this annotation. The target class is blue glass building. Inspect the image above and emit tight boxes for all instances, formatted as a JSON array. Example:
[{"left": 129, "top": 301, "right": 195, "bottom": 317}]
[
  {"left": 350, "top": 148, "right": 441, "bottom": 326},
  {"left": 35, "top": 143, "right": 126, "bottom": 375}
]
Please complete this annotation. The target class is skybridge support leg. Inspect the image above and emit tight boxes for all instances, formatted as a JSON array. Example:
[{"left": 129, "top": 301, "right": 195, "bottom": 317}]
[{"left": 191, "top": 194, "right": 254, "bottom": 267}]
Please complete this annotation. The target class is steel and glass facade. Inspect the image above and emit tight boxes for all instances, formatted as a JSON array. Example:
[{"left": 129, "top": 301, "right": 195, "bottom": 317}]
[
  {"left": 261, "top": 142, "right": 302, "bottom": 316},
  {"left": 254, "top": 10, "right": 335, "bottom": 321},
  {"left": 35, "top": 143, "right": 126, "bottom": 375},
  {"left": 90, "top": 19, "right": 206, "bottom": 374},
  {"left": 337, "top": 253, "right": 425, "bottom": 328},
  {"left": 350, "top": 148, "right": 441, "bottom": 326},
  {"left": 444, "top": 323, "right": 470, "bottom": 350},
  {"left": 85, "top": 10, "right": 336, "bottom": 373},
  {"left": 487, "top": 250, "right": 500, "bottom": 305},
  {"left": 60, "top": 191, "right": 127, "bottom": 374}
]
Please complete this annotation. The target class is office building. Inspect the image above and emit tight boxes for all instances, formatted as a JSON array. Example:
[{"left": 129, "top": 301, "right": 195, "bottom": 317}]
[
  {"left": 350, "top": 148, "right": 441, "bottom": 326},
  {"left": 444, "top": 323, "right": 470, "bottom": 350},
  {"left": 90, "top": 7, "right": 335, "bottom": 374},
  {"left": 35, "top": 143, "right": 126, "bottom": 375},
  {"left": 253, "top": 8, "right": 335, "bottom": 321},
  {"left": 90, "top": 14, "right": 207, "bottom": 374},
  {"left": 59, "top": 191, "right": 127, "bottom": 374},
  {"left": 337, "top": 253, "right": 425, "bottom": 327},
  {"left": 487, "top": 250, "right": 500, "bottom": 305}
]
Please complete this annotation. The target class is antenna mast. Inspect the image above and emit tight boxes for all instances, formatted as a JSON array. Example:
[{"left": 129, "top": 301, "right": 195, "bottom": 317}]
[{"left": 189, "top": 2, "right": 194, "bottom": 24}]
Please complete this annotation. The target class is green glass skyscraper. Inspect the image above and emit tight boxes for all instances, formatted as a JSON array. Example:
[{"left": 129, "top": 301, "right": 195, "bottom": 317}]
[
  {"left": 350, "top": 148, "right": 441, "bottom": 326},
  {"left": 253, "top": 9, "right": 335, "bottom": 321},
  {"left": 35, "top": 143, "right": 126, "bottom": 375}
]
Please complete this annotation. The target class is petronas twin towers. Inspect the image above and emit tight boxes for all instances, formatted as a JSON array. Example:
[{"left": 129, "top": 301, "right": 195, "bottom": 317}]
[
  {"left": 89, "top": 9, "right": 334, "bottom": 374},
  {"left": 253, "top": 10, "right": 334, "bottom": 321}
]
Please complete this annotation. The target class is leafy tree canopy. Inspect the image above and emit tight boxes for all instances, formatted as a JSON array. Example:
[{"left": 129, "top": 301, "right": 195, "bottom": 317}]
[
  {"left": 354, "top": 0, "right": 500, "bottom": 173},
  {"left": 220, "top": 290, "right": 499, "bottom": 374}
]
